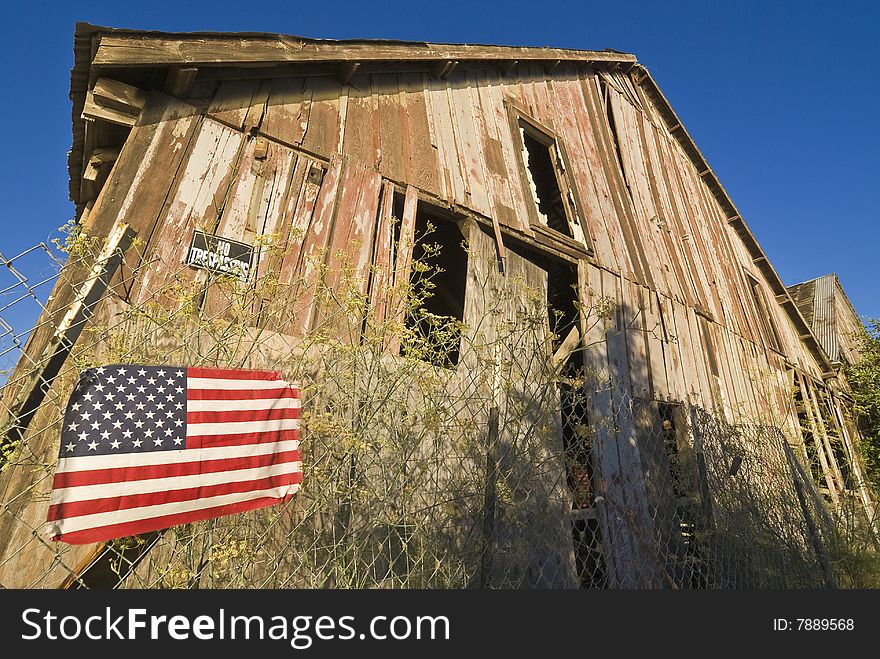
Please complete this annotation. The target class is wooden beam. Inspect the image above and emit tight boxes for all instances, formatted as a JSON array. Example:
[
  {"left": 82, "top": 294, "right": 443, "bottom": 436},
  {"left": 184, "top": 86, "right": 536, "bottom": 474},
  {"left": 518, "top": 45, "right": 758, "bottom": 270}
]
[
  {"left": 542, "top": 59, "right": 561, "bottom": 75},
  {"left": 82, "top": 147, "right": 120, "bottom": 182},
  {"left": 83, "top": 78, "right": 148, "bottom": 127},
  {"left": 92, "top": 77, "right": 148, "bottom": 114},
  {"left": 337, "top": 61, "right": 361, "bottom": 85},
  {"left": 498, "top": 59, "right": 518, "bottom": 76},
  {"left": 431, "top": 60, "right": 458, "bottom": 80},
  {"left": 163, "top": 65, "right": 199, "bottom": 97},
  {"left": 91, "top": 33, "right": 638, "bottom": 67},
  {"left": 82, "top": 92, "right": 137, "bottom": 127}
]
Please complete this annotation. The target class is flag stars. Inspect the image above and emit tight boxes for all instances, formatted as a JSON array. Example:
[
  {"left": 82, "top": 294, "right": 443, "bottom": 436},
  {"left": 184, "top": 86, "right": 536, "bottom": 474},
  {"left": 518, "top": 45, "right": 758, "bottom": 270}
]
[{"left": 62, "top": 364, "right": 189, "bottom": 456}]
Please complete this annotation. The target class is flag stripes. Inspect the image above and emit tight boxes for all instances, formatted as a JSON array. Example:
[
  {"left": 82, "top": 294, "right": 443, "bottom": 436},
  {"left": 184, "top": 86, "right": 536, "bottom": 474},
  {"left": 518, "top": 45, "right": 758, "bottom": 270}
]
[{"left": 46, "top": 365, "right": 302, "bottom": 545}]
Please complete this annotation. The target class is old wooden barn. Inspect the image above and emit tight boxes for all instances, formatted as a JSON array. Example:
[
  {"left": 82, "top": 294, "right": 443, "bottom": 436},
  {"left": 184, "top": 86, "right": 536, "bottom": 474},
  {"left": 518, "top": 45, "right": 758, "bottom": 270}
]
[{"left": 0, "top": 23, "right": 874, "bottom": 589}]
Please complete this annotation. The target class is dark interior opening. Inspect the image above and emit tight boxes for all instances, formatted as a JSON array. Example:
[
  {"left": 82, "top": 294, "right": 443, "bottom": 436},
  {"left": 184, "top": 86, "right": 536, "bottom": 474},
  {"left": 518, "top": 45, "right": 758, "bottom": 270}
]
[
  {"left": 403, "top": 207, "right": 467, "bottom": 368},
  {"left": 520, "top": 125, "right": 571, "bottom": 238}
]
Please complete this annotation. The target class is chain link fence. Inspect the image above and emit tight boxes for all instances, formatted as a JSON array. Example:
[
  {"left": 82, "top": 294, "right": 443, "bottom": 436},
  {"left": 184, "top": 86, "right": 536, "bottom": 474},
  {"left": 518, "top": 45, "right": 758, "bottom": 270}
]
[{"left": 0, "top": 226, "right": 871, "bottom": 589}]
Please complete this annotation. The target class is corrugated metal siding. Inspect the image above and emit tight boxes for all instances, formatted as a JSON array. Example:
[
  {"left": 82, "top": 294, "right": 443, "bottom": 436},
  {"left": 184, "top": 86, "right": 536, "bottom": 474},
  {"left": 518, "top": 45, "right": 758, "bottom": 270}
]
[{"left": 812, "top": 274, "right": 837, "bottom": 362}]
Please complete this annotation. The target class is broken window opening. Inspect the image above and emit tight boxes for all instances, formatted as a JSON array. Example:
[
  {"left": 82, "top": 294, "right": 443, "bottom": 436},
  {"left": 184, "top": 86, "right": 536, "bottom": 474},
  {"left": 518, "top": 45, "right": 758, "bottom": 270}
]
[
  {"left": 509, "top": 106, "right": 589, "bottom": 248},
  {"left": 521, "top": 126, "right": 571, "bottom": 238},
  {"left": 403, "top": 206, "right": 467, "bottom": 369}
]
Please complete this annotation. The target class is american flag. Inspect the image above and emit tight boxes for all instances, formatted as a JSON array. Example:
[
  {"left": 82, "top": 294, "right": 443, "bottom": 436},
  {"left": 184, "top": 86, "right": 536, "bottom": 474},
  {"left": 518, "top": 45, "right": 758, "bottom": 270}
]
[{"left": 45, "top": 365, "right": 302, "bottom": 545}]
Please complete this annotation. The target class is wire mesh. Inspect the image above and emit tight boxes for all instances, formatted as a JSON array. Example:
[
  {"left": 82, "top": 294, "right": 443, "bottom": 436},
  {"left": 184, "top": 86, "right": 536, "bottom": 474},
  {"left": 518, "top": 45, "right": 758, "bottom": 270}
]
[{"left": 0, "top": 228, "right": 874, "bottom": 589}]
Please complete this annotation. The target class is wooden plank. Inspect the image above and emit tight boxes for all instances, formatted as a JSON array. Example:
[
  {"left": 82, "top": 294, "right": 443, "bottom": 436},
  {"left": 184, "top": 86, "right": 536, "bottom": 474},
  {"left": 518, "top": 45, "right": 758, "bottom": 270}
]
[
  {"left": 274, "top": 157, "right": 325, "bottom": 335},
  {"left": 374, "top": 73, "right": 406, "bottom": 183},
  {"left": 301, "top": 76, "right": 341, "bottom": 157},
  {"left": 132, "top": 118, "right": 245, "bottom": 306},
  {"left": 546, "top": 72, "right": 618, "bottom": 268},
  {"left": 385, "top": 185, "right": 419, "bottom": 355},
  {"left": 480, "top": 67, "right": 531, "bottom": 233},
  {"left": 207, "top": 79, "right": 260, "bottom": 131},
  {"left": 622, "top": 279, "right": 651, "bottom": 401},
  {"left": 600, "top": 268, "right": 660, "bottom": 587},
  {"left": 447, "top": 69, "right": 491, "bottom": 215},
  {"left": 644, "top": 289, "right": 669, "bottom": 400},
  {"left": 316, "top": 162, "right": 382, "bottom": 341},
  {"left": 261, "top": 77, "right": 309, "bottom": 145},
  {"left": 340, "top": 74, "right": 376, "bottom": 166},
  {"left": 399, "top": 72, "right": 441, "bottom": 195},
  {"left": 579, "top": 262, "right": 631, "bottom": 588},
  {"left": 368, "top": 181, "right": 396, "bottom": 327},
  {"left": 293, "top": 156, "right": 345, "bottom": 335}
]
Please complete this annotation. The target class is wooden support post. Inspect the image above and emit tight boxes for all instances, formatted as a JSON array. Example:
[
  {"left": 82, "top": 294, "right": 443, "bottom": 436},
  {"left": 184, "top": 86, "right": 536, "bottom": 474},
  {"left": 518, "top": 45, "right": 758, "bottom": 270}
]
[
  {"left": 479, "top": 405, "right": 500, "bottom": 588},
  {"left": 782, "top": 442, "right": 838, "bottom": 589},
  {"left": 0, "top": 223, "right": 136, "bottom": 456}
]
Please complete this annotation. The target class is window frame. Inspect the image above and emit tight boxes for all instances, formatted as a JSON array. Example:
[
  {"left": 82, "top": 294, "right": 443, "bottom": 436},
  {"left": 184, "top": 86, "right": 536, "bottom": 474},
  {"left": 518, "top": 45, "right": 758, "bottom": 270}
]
[{"left": 504, "top": 97, "right": 594, "bottom": 256}]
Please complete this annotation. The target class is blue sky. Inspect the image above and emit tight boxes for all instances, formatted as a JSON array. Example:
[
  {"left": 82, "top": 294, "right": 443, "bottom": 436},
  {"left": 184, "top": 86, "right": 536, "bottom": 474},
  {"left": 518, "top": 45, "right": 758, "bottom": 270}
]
[{"left": 1, "top": 0, "right": 877, "bottom": 320}]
